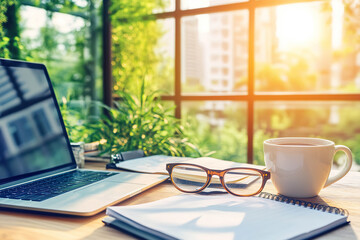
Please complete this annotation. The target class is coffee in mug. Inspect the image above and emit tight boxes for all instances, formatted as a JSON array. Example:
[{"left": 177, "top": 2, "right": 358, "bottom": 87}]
[{"left": 264, "top": 137, "right": 352, "bottom": 198}]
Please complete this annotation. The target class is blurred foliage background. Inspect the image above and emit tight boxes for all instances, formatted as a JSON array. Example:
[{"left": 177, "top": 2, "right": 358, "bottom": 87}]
[{"left": 0, "top": 0, "right": 359, "bottom": 166}]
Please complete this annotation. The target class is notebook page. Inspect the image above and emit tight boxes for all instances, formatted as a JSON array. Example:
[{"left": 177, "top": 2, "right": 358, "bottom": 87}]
[
  {"left": 107, "top": 194, "right": 347, "bottom": 240},
  {"left": 114, "top": 155, "right": 261, "bottom": 174},
  {"left": 114, "top": 155, "right": 191, "bottom": 174}
]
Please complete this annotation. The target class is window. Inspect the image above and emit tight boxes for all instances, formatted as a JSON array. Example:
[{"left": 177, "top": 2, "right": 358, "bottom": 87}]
[
  {"left": 222, "top": 55, "right": 229, "bottom": 63},
  {"left": 222, "top": 68, "right": 229, "bottom": 75},
  {"left": 222, "top": 15, "right": 229, "bottom": 25},
  {"left": 107, "top": 0, "right": 360, "bottom": 165},
  {"left": 18, "top": 3, "right": 101, "bottom": 122},
  {"left": 222, "top": 29, "right": 229, "bottom": 38},
  {"left": 211, "top": 79, "right": 219, "bottom": 85},
  {"left": 9, "top": 117, "right": 35, "bottom": 147},
  {"left": 0, "top": 129, "right": 8, "bottom": 159},
  {"left": 211, "top": 68, "right": 219, "bottom": 74},
  {"left": 32, "top": 109, "right": 52, "bottom": 137},
  {"left": 222, "top": 42, "right": 229, "bottom": 51}
]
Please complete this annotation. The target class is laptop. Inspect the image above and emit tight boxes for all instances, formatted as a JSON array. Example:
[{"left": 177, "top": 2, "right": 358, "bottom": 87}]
[{"left": 0, "top": 58, "right": 168, "bottom": 216}]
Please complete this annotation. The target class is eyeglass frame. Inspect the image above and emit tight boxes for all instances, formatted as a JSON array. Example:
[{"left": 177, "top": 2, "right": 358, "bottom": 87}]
[{"left": 166, "top": 163, "right": 271, "bottom": 197}]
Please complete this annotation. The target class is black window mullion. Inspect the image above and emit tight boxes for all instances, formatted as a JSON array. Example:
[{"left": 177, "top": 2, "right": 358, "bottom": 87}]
[
  {"left": 103, "top": 0, "right": 112, "bottom": 108},
  {"left": 247, "top": 2, "right": 255, "bottom": 164},
  {"left": 174, "top": 0, "right": 181, "bottom": 119}
]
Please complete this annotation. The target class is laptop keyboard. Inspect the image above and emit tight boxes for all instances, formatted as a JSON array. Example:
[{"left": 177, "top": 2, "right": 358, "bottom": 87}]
[{"left": 0, "top": 170, "right": 118, "bottom": 202}]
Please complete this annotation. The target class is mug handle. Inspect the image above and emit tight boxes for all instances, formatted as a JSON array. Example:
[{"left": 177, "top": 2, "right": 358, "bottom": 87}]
[{"left": 324, "top": 145, "right": 352, "bottom": 188}]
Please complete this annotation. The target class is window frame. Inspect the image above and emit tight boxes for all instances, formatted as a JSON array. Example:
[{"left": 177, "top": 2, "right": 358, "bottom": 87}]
[{"left": 103, "top": 0, "right": 360, "bottom": 163}]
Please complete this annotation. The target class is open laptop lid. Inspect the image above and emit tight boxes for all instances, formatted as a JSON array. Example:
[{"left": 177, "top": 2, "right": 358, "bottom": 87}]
[{"left": 0, "top": 59, "right": 77, "bottom": 186}]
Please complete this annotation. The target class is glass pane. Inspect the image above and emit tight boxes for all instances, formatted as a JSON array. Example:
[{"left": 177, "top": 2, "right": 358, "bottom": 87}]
[
  {"left": 182, "top": 11, "right": 248, "bottom": 94},
  {"left": 20, "top": 4, "right": 103, "bottom": 130},
  {"left": 255, "top": 1, "right": 360, "bottom": 93},
  {"left": 20, "top": 6, "right": 92, "bottom": 101},
  {"left": 182, "top": 0, "right": 248, "bottom": 10},
  {"left": 182, "top": 101, "right": 247, "bottom": 162},
  {"left": 112, "top": 18, "right": 175, "bottom": 95},
  {"left": 254, "top": 101, "right": 360, "bottom": 170}
]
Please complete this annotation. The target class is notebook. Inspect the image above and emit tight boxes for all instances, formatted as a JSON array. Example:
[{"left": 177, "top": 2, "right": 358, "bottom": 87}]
[
  {"left": 103, "top": 192, "right": 349, "bottom": 240},
  {"left": 0, "top": 58, "right": 167, "bottom": 216},
  {"left": 107, "top": 155, "right": 264, "bottom": 175}
]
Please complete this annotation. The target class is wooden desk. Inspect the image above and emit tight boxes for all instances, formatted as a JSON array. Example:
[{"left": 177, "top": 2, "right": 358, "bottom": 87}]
[{"left": 0, "top": 162, "right": 359, "bottom": 240}]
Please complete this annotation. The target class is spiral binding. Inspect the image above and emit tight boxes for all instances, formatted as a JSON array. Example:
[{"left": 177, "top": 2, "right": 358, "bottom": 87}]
[{"left": 258, "top": 192, "right": 348, "bottom": 216}]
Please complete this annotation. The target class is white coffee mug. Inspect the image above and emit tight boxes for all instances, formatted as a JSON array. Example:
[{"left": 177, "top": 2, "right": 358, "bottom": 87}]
[{"left": 264, "top": 137, "right": 352, "bottom": 198}]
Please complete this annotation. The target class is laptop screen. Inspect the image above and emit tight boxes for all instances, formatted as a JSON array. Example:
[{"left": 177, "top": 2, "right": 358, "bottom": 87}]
[{"left": 0, "top": 59, "right": 75, "bottom": 184}]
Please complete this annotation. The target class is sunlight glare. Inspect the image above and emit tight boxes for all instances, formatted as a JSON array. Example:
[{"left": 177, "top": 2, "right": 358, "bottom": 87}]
[
  {"left": 183, "top": 0, "right": 209, "bottom": 9},
  {"left": 331, "top": 0, "right": 344, "bottom": 49},
  {"left": 276, "top": 4, "right": 318, "bottom": 50},
  {"left": 21, "top": 6, "right": 85, "bottom": 39},
  {"left": 198, "top": 14, "right": 210, "bottom": 34}
]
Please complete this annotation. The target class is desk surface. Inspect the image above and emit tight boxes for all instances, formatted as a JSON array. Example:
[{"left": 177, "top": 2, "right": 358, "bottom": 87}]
[{"left": 0, "top": 161, "right": 359, "bottom": 240}]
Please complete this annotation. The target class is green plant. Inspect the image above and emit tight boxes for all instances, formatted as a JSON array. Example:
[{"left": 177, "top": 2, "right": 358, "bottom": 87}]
[
  {"left": 96, "top": 90, "right": 201, "bottom": 157},
  {"left": 111, "top": 0, "right": 173, "bottom": 95},
  {"left": 59, "top": 96, "right": 91, "bottom": 143},
  {"left": 61, "top": 83, "right": 202, "bottom": 158}
]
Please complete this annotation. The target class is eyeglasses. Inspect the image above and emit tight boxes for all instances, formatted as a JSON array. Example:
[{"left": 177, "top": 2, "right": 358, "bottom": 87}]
[{"left": 166, "top": 163, "right": 271, "bottom": 197}]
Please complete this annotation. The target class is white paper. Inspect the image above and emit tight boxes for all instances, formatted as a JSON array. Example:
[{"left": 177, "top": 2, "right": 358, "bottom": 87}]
[
  {"left": 107, "top": 194, "right": 347, "bottom": 240},
  {"left": 115, "top": 155, "right": 261, "bottom": 174}
]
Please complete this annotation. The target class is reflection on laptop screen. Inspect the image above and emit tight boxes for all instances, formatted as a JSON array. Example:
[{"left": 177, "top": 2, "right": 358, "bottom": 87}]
[{"left": 0, "top": 64, "right": 74, "bottom": 183}]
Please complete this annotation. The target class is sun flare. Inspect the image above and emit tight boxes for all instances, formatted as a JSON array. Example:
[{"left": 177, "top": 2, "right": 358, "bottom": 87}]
[{"left": 276, "top": 4, "right": 319, "bottom": 50}]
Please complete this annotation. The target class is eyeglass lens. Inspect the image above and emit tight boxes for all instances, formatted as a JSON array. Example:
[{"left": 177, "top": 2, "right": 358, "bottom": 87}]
[
  {"left": 171, "top": 165, "right": 208, "bottom": 192},
  {"left": 223, "top": 169, "right": 263, "bottom": 196},
  {"left": 171, "top": 164, "right": 264, "bottom": 196}
]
